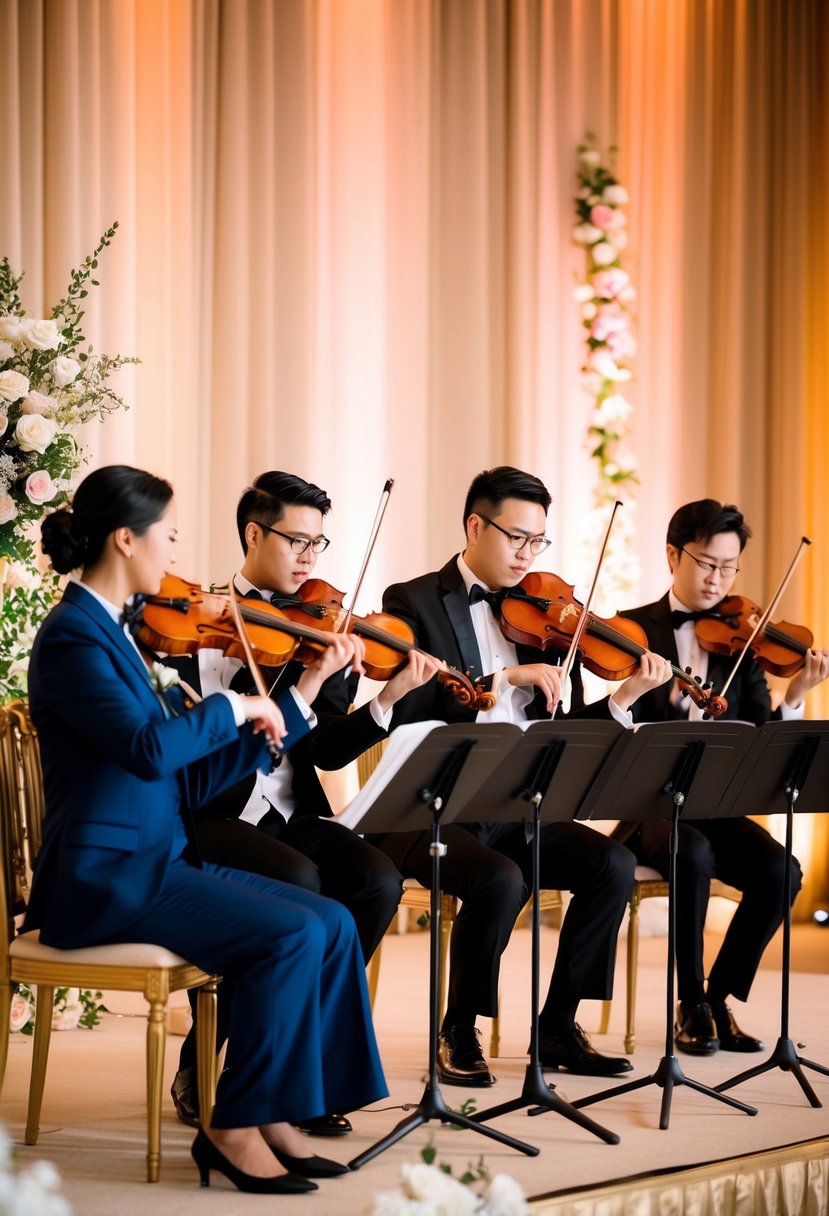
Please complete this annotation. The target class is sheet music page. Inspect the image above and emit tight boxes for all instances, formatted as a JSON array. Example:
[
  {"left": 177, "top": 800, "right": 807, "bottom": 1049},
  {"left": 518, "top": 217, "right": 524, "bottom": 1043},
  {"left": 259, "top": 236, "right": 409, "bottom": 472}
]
[{"left": 336, "top": 720, "right": 447, "bottom": 831}]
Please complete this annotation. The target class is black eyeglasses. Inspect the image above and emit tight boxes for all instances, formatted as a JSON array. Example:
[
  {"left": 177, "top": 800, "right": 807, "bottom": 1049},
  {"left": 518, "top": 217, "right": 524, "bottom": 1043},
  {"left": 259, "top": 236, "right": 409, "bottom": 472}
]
[
  {"left": 253, "top": 521, "right": 330, "bottom": 555},
  {"left": 677, "top": 546, "right": 739, "bottom": 579},
  {"left": 478, "top": 514, "right": 551, "bottom": 556}
]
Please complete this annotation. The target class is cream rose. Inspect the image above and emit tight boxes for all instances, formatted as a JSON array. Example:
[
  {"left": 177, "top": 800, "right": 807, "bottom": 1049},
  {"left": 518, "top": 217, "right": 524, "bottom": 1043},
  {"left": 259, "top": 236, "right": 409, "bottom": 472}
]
[
  {"left": 0, "top": 410, "right": 7, "bottom": 435},
  {"left": 0, "top": 339, "right": 14, "bottom": 362},
  {"left": 20, "top": 317, "right": 61, "bottom": 351},
  {"left": 603, "top": 183, "right": 629, "bottom": 206},
  {"left": 0, "top": 315, "right": 25, "bottom": 342},
  {"left": 0, "top": 368, "right": 30, "bottom": 402},
  {"left": 572, "top": 222, "right": 603, "bottom": 245},
  {"left": 50, "top": 355, "right": 81, "bottom": 387},
  {"left": 25, "top": 470, "right": 58, "bottom": 505},
  {"left": 20, "top": 390, "right": 56, "bottom": 416},
  {"left": 0, "top": 493, "right": 17, "bottom": 525},
  {"left": 580, "top": 149, "right": 601, "bottom": 168},
  {"left": 591, "top": 242, "right": 618, "bottom": 266},
  {"left": 14, "top": 412, "right": 58, "bottom": 454},
  {"left": 10, "top": 991, "right": 33, "bottom": 1032}
]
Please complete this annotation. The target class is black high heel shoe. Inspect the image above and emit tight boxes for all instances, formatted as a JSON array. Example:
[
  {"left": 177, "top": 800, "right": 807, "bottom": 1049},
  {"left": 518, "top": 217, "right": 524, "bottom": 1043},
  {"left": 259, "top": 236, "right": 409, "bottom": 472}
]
[
  {"left": 191, "top": 1129, "right": 318, "bottom": 1193},
  {"left": 270, "top": 1145, "right": 350, "bottom": 1178}
]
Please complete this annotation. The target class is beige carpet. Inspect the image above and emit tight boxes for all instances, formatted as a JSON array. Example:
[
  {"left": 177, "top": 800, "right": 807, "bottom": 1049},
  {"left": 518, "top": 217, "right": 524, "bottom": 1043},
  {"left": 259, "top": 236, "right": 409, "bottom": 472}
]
[{"left": 2, "top": 921, "right": 829, "bottom": 1214}]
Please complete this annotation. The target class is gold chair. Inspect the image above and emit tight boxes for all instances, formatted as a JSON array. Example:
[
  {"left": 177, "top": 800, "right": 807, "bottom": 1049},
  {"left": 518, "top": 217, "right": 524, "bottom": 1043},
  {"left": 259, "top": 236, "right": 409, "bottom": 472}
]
[
  {"left": 623, "top": 866, "right": 742, "bottom": 1053},
  {"left": 0, "top": 700, "right": 220, "bottom": 1182}
]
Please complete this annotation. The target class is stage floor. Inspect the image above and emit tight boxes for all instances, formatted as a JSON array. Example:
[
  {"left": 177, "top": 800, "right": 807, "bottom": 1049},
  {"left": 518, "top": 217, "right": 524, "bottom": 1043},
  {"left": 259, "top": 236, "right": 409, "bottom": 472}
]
[{"left": 2, "top": 921, "right": 829, "bottom": 1214}]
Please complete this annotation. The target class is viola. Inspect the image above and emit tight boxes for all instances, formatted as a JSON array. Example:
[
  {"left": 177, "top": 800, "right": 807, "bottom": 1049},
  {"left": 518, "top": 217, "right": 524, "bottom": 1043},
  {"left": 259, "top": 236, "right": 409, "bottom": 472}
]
[
  {"left": 499, "top": 571, "right": 728, "bottom": 717},
  {"left": 694, "top": 595, "right": 814, "bottom": 679},
  {"left": 285, "top": 578, "right": 496, "bottom": 711}
]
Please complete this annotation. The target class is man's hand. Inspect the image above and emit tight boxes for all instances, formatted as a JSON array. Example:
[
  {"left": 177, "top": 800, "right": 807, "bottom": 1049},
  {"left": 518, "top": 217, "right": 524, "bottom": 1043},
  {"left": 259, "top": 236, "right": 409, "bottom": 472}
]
[{"left": 610, "top": 650, "right": 674, "bottom": 713}]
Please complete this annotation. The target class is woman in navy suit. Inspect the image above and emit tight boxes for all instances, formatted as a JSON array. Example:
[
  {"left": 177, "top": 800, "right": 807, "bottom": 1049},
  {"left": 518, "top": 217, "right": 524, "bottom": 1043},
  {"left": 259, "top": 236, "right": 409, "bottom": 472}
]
[{"left": 25, "top": 465, "right": 386, "bottom": 1194}]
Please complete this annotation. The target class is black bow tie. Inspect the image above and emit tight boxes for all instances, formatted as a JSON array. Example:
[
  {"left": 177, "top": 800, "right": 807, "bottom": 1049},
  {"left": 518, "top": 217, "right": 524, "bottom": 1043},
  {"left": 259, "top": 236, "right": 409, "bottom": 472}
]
[
  {"left": 670, "top": 609, "right": 714, "bottom": 629},
  {"left": 469, "top": 584, "right": 506, "bottom": 614},
  {"left": 121, "top": 598, "right": 145, "bottom": 636}
]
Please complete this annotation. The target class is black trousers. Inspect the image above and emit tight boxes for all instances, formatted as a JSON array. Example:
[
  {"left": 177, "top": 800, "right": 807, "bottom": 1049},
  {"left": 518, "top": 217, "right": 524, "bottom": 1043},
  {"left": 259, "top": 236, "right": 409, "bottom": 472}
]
[
  {"left": 627, "top": 817, "right": 802, "bottom": 1006},
  {"left": 370, "top": 820, "right": 634, "bottom": 1031},
  {"left": 179, "top": 813, "right": 402, "bottom": 1072}
]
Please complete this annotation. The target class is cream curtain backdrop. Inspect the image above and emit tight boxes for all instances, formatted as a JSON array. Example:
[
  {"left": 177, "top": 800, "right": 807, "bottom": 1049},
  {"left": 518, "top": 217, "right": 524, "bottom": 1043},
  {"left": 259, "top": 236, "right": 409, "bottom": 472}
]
[{"left": 1, "top": 0, "right": 827, "bottom": 903}]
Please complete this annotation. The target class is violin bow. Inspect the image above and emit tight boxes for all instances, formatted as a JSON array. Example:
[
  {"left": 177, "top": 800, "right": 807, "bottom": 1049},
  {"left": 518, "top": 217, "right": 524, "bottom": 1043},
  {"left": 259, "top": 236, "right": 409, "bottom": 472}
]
[
  {"left": 340, "top": 478, "right": 394, "bottom": 634},
  {"left": 227, "top": 581, "right": 284, "bottom": 762},
  {"left": 552, "top": 500, "right": 623, "bottom": 718},
  {"left": 718, "top": 535, "right": 812, "bottom": 702}
]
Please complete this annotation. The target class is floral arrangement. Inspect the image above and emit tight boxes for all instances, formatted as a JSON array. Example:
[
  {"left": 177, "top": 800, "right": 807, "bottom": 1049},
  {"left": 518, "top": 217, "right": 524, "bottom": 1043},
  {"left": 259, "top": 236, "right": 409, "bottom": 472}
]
[
  {"left": 0, "top": 1125, "right": 71, "bottom": 1215},
  {"left": 364, "top": 1143, "right": 528, "bottom": 1216},
  {"left": 149, "top": 661, "right": 181, "bottom": 694},
  {"left": 10, "top": 984, "right": 108, "bottom": 1035},
  {"left": 572, "top": 137, "right": 640, "bottom": 608},
  {"left": 0, "top": 223, "right": 135, "bottom": 699}
]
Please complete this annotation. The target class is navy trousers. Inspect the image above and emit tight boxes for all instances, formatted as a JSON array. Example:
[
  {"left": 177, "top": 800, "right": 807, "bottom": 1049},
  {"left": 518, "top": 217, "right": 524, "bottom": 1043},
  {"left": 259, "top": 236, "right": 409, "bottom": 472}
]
[{"left": 114, "top": 857, "right": 387, "bottom": 1128}]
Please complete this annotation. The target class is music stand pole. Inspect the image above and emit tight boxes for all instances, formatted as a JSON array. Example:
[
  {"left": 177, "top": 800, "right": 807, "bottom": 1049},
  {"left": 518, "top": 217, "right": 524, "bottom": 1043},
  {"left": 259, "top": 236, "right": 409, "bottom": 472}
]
[
  {"left": 471, "top": 739, "right": 618, "bottom": 1144},
  {"left": 557, "top": 738, "right": 757, "bottom": 1129},
  {"left": 349, "top": 731, "right": 539, "bottom": 1170},
  {"left": 717, "top": 734, "right": 827, "bottom": 1104}
]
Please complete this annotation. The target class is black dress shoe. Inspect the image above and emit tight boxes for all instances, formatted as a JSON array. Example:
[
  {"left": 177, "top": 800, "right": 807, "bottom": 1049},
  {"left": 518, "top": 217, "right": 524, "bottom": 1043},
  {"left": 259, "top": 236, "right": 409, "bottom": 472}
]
[
  {"left": 270, "top": 1146, "right": 350, "bottom": 1177},
  {"left": 191, "top": 1129, "right": 317, "bottom": 1193},
  {"left": 537, "top": 1024, "right": 633, "bottom": 1076},
  {"left": 437, "top": 1025, "right": 496, "bottom": 1087},
  {"left": 171, "top": 1067, "right": 200, "bottom": 1128},
  {"left": 674, "top": 1001, "right": 719, "bottom": 1055},
  {"left": 710, "top": 1001, "right": 765, "bottom": 1053},
  {"left": 295, "top": 1113, "right": 353, "bottom": 1136}
]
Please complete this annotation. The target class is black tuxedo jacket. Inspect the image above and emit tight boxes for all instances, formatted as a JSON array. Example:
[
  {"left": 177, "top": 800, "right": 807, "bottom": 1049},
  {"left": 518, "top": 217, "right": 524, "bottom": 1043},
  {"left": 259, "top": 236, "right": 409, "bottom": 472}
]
[
  {"left": 168, "top": 652, "right": 386, "bottom": 821},
  {"left": 620, "top": 593, "right": 773, "bottom": 726},
  {"left": 382, "top": 555, "right": 608, "bottom": 728}
]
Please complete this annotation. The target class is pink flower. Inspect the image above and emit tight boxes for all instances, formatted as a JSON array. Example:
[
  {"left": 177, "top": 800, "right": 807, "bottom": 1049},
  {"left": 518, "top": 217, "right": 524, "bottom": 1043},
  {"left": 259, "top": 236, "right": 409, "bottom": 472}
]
[
  {"left": 607, "top": 329, "right": 638, "bottom": 362},
  {"left": 591, "top": 268, "right": 630, "bottom": 300},
  {"left": 0, "top": 493, "right": 17, "bottom": 525},
  {"left": 25, "top": 470, "right": 58, "bottom": 505},
  {"left": 590, "top": 205, "right": 615, "bottom": 230},
  {"left": 10, "top": 992, "right": 32, "bottom": 1032},
  {"left": 590, "top": 308, "right": 628, "bottom": 343}
]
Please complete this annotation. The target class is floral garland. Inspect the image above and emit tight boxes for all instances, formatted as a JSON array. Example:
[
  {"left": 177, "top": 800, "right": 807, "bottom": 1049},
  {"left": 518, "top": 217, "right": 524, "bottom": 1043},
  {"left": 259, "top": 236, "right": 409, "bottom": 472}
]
[
  {"left": 10, "top": 984, "right": 108, "bottom": 1035},
  {"left": 572, "top": 138, "right": 640, "bottom": 607},
  {"left": 364, "top": 1142, "right": 528, "bottom": 1215},
  {"left": 0, "top": 223, "right": 136, "bottom": 700},
  {"left": 0, "top": 1125, "right": 71, "bottom": 1215}
]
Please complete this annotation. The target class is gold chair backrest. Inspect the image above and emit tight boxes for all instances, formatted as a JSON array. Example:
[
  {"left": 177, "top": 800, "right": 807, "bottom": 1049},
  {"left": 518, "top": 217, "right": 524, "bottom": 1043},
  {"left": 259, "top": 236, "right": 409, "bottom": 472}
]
[{"left": 0, "top": 700, "right": 41, "bottom": 945}]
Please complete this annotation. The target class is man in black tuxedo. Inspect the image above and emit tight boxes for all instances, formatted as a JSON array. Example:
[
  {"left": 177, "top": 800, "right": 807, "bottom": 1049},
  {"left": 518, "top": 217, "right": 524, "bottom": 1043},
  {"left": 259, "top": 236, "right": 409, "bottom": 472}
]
[
  {"left": 618, "top": 499, "right": 829, "bottom": 1056},
  {"left": 369, "top": 466, "right": 674, "bottom": 1086},
  {"left": 168, "top": 471, "right": 438, "bottom": 1130}
]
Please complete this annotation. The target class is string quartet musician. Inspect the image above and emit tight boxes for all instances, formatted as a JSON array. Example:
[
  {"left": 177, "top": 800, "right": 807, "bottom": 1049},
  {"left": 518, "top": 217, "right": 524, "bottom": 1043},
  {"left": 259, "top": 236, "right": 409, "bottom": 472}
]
[
  {"left": 162, "top": 470, "right": 439, "bottom": 1131},
  {"left": 617, "top": 500, "right": 829, "bottom": 1056},
  {"left": 24, "top": 465, "right": 387, "bottom": 1193},
  {"left": 368, "top": 466, "right": 674, "bottom": 1087}
]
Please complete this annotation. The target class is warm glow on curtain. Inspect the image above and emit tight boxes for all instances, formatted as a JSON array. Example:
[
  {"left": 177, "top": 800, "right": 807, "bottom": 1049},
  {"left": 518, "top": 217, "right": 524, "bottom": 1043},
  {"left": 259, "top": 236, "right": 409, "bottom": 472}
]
[{"left": 1, "top": 0, "right": 827, "bottom": 902}]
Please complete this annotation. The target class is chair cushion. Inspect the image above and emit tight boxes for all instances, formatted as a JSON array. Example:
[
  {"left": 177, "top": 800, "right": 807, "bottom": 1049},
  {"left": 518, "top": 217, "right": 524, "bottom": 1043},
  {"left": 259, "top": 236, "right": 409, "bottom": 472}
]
[
  {"left": 634, "top": 865, "right": 664, "bottom": 881},
  {"left": 10, "top": 930, "right": 193, "bottom": 969}
]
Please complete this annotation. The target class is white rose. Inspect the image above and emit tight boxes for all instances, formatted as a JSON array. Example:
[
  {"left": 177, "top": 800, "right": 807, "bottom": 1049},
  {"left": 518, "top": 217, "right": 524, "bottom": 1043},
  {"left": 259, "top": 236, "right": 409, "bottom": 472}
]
[
  {"left": 590, "top": 350, "right": 632, "bottom": 382},
  {"left": 25, "top": 470, "right": 58, "bottom": 505},
  {"left": 0, "top": 339, "right": 14, "bottom": 362},
  {"left": 151, "top": 661, "right": 181, "bottom": 692},
  {"left": 572, "top": 283, "right": 595, "bottom": 303},
  {"left": 613, "top": 228, "right": 629, "bottom": 250},
  {"left": 21, "top": 390, "right": 56, "bottom": 416},
  {"left": 580, "top": 148, "right": 601, "bottom": 168},
  {"left": 14, "top": 412, "right": 58, "bottom": 454},
  {"left": 20, "top": 317, "right": 61, "bottom": 351},
  {"left": 484, "top": 1173, "right": 529, "bottom": 1216},
  {"left": 0, "top": 315, "right": 25, "bottom": 342},
  {"left": 0, "top": 368, "right": 30, "bottom": 401},
  {"left": 0, "top": 493, "right": 18, "bottom": 524},
  {"left": 591, "top": 242, "right": 618, "bottom": 266},
  {"left": 603, "top": 184, "right": 629, "bottom": 206},
  {"left": 0, "top": 410, "right": 7, "bottom": 435},
  {"left": 10, "top": 991, "right": 33, "bottom": 1032},
  {"left": 582, "top": 302, "right": 598, "bottom": 320},
  {"left": 50, "top": 355, "right": 81, "bottom": 387},
  {"left": 572, "top": 222, "right": 603, "bottom": 245}
]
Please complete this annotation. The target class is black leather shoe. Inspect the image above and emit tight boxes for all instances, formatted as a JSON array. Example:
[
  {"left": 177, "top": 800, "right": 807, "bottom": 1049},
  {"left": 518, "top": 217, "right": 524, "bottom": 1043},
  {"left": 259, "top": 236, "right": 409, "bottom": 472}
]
[
  {"left": 437, "top": 1025, "right": 496, "bottom": 1087},
  {"left": 171, "top": 1067, "right": 200, "bottom": 1128},
  {"left": 674, "top": 1001, "right": 719, "bottom": 1055},
  {"left": 537, "top": 1024, "right": 633, "bottom": 1076},
  {"left": 191, "top": 1129, "right": 317, "bottom": 1193},
  {"left": 270, "top": 1147, "right": 349, "bottom": 1177},
  {"left": 710, "top": 1001, "right": 764, "bottom": 1053},
  {"left": 295, "top": 1113, "right": 352, "bottom": 1136}
]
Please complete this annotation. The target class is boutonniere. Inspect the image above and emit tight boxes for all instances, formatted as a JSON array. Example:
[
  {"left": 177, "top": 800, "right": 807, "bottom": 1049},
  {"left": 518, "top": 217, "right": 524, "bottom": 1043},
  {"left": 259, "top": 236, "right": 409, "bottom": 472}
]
[{"left": 150, "top": 661, "right": 181, "bottom": 694}]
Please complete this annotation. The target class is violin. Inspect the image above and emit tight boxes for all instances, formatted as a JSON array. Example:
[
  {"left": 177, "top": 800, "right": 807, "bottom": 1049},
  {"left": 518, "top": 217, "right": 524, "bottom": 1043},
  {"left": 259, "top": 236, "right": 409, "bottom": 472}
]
[
  {"left": 694, "top": 595, "right": 814, "bottom": 679},
  {"left": 499, "top": 571, "right": 728, "bottom": 718},
  {"left": 284, "top": 578, "right": 497, "bottom": 711},
  {"left": 136, "top": 574, "right": 495, "bottom": 711}
]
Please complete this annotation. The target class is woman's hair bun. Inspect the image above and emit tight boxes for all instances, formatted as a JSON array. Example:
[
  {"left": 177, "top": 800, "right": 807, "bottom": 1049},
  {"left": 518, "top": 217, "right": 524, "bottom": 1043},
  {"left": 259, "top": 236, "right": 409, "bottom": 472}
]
[{"left": 41, "top": 508, "right": 88, "bottom": 574}]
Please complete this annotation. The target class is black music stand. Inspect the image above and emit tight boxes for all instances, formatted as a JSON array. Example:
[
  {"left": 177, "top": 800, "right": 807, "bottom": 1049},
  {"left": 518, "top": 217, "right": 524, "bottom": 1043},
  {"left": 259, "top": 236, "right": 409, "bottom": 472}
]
[
  {"left": 346, "top": 723, "right": 540, "bottom": 1170},
  {"left": 714, "top": 721, "right": 829, "bottom": 1105},
  {"left": 458, "top": 720, "right": 624, "bottom": 1145},
  {"left": 548, "top": 722, "right": 759, "bottom": 1129}
]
